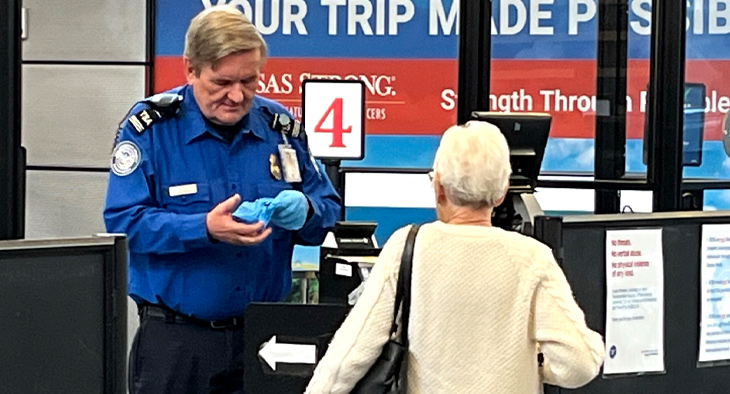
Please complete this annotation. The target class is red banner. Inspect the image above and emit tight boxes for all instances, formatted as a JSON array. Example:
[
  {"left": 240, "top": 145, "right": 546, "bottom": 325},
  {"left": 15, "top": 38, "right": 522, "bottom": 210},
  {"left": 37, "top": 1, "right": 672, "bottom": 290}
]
[{"left": 155, "top": 57, "right": 730, "bottom": 139}]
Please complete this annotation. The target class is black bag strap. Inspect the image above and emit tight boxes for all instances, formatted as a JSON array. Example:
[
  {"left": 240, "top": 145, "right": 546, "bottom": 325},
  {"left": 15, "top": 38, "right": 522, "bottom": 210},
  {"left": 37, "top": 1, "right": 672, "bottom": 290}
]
[{"left": 390, "top": 224, "right": 420, "bottom": 348}]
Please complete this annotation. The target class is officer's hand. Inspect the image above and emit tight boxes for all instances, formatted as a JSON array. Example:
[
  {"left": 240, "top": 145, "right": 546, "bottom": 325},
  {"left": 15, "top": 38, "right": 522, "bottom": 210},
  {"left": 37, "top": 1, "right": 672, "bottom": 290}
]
[
  {"left": 206, "top": 194, "right": 272, "bottom": 245},
  {"left": 270, "top": 190, "right": 310, "bottom": 231}
]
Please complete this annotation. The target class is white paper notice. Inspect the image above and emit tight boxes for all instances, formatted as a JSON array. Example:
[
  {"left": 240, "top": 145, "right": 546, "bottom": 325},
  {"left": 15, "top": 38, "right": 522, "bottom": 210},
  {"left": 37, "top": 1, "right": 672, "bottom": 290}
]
[
  {"left": 604, "top": 228, "right": 664, "bottom": 375},
  {"left": 698, "top": 224, "right": 730, "bottom": 362}
]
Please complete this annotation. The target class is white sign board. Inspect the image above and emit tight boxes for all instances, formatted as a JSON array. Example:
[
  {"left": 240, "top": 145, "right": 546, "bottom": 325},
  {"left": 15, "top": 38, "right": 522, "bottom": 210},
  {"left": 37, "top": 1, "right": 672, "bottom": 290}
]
[
  {"left": 302, "top": 80, "right": 365, "bottom": 160},
  {"left": 604, "top": 228, "right": 665, "bottom": 375},
  {"left": 699, "top": 224, "right": 730, "bottom": 362}
]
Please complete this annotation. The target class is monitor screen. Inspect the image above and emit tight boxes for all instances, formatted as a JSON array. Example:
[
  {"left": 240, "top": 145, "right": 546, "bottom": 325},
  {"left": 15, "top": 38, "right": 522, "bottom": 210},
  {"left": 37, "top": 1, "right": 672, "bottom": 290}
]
[
  {"left": 0, "top": 237, "right": 127, "bottom": 394},
  {"left": 470, "top": 112, "right": 552, "bottom": 191},
  {"left": 643, "top": 82, "right": 706, "bottom": 167},
  {"left": 343, "top": 169, "right": 435, "bottom": 245},
  {"left": 683, "top": 83, "right": 706, "bottom": 166}
]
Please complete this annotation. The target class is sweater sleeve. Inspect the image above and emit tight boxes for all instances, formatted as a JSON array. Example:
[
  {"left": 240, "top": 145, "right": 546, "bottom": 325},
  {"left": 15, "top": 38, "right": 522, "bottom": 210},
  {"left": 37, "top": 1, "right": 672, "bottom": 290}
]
[
  {"left": 532, "top": 246, "right": 606, "bottom": 388},
  {"left": 305, "top": 227, "right": 410, "bottom": 394}
]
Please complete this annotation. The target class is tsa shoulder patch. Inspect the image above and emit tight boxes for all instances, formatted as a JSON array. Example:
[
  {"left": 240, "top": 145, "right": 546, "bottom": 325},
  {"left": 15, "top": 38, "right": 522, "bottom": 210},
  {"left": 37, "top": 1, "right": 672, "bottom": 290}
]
[
  {"left": 127, "top": 93, "right": 183, "bottom": 134},
  {"left": 128, "top": 108, "right": 162, "bottom": 134},
  {"left": 111, "top": 141, "right": 141, "bottom": 176}
]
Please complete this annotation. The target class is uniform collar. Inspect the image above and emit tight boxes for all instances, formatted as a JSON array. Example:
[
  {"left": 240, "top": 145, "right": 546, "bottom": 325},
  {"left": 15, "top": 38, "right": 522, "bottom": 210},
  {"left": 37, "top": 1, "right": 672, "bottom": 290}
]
[{"left": 181, "top": 85, "right": 268, "bottom": 144}]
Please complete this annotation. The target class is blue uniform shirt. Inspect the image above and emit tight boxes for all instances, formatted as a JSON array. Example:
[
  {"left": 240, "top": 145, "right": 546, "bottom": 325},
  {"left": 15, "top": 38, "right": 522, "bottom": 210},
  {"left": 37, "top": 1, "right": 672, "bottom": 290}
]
[{"left": 104, "top": 85, "right": 341, "bottom": 321}]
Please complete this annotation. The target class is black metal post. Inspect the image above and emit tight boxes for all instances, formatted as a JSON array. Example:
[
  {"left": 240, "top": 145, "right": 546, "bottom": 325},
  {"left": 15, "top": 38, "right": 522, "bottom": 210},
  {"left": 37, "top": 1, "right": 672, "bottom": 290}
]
[
  {"left": 457, "top": 0, "right": 491, "bottom": 124},
  {"left": 0, "top": 0, "right": 24, "bottom": 240},
  {"left": 322, "top": 159, "right": 344, "bottom": 220},
  {"left": 647, "top": 0, "right": 686, "bottom": 211},
  {"left": 594, "top": 0, "right": 628, "bottom": 214},
  {"left": 146, "top": 0, "right": 156, "bottom": 94}
]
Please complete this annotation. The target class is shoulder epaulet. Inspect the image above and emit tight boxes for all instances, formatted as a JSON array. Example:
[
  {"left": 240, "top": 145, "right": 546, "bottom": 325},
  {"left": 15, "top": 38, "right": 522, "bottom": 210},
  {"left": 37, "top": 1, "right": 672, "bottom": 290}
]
[{"left": 127, "top": 93, "right": 183, "bottom": 134}]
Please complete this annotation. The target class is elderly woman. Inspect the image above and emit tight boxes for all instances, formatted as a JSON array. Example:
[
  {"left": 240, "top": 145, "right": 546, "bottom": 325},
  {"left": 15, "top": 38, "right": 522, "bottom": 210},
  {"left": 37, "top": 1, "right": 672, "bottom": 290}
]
[{"left": 305, "top": 121, "right": 605, "bottom": 393}]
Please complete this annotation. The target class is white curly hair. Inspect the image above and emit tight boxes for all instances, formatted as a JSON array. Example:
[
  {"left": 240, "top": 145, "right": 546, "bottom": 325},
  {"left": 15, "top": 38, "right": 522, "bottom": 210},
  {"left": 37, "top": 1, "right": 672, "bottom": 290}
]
[{"left": 433, "top": 121, "right": 512, "bottom": 209}]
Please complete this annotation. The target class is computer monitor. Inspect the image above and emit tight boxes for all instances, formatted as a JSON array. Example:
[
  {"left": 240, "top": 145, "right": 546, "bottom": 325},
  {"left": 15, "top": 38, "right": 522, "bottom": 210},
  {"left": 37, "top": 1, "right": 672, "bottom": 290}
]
[
  {"left": 342, "top": 168, "right": 436, "bottom": 245},
  {"left": 683, "top": 83, "right": 706, "bottom": 166},
  {"left": 470, "top": 112, "right": 552, "bottom": 191},
  {"left": 0, "top": 236, "right": 127, "bottom": 394},
  {"left": 643, "top": 82, "right": 706, "bottom": 167}
]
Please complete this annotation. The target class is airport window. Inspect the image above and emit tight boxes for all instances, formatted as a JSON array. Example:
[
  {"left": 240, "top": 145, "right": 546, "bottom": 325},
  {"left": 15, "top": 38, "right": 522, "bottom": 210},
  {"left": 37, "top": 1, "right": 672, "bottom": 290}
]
[{"left": 491, "top": 0, "right": 600, "bottom": 175}]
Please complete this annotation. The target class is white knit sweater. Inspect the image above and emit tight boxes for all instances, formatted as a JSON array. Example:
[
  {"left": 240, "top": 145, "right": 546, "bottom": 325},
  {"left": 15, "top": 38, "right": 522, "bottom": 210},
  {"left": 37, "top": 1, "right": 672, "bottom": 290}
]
[{"left": 305, "top": 221, "right": 605, "bottom": 394}]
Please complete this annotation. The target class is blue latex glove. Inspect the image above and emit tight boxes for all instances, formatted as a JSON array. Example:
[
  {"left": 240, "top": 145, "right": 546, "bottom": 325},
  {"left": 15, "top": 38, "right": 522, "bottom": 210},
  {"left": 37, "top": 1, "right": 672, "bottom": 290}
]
[
  {"left": 270, "top": 190, "right": 309, "bottom": 231},
  {"left": 231, "top": 197, "right": 277, "bottom": 226}
]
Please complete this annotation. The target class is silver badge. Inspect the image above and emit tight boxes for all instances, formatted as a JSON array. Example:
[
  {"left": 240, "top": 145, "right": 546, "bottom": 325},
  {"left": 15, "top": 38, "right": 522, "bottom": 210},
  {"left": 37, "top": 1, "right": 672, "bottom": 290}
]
[{"left": 111, "top": 141, "right": 141, "bottom": 176}]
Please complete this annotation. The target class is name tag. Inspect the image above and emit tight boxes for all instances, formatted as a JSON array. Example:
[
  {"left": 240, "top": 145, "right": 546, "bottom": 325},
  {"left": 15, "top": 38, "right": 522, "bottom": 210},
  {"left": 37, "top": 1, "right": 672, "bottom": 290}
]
[{"left": 169, "top": 183, "right": 198, "bottom": 197}]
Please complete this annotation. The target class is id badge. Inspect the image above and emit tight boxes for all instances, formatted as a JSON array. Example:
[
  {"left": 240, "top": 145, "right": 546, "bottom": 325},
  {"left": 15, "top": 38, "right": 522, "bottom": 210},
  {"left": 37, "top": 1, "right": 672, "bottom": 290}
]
[{"left": 278, "top": 144, "right": 302, "bottom": 183}]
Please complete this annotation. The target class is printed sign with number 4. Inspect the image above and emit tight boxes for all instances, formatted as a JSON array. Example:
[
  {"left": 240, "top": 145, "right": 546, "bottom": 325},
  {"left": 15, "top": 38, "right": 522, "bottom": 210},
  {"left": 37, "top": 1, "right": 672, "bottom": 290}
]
[{"left": 302, "top": 80, "right": 365, "bottom": 160}]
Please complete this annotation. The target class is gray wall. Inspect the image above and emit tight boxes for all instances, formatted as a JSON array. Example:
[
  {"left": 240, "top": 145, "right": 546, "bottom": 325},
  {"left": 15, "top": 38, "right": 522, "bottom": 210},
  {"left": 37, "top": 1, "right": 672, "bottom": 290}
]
[{"left": 21, "top": 0, "right": 149, "bottom": 352}]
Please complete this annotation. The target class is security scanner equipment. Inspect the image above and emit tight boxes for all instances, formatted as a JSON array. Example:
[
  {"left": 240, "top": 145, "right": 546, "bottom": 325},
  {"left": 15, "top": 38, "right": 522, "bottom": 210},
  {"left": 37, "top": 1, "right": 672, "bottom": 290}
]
[
  {"left": 470, "top": 112, "right": 552, "bottom": 235},
  {"left": 243, "top": 303, "right": 351, "bottom": 394},
  {"left": 319, "top": 221, "right": 381, "bottom": 304},
  {"left": 0, "top": 236, "right": 128, "bottom": 394},
  {"left": 326, "top": 221, "right": 378, "bottom": 249},
  {"left": 643, "top": 82, "right": 706, "bottom": 167}
]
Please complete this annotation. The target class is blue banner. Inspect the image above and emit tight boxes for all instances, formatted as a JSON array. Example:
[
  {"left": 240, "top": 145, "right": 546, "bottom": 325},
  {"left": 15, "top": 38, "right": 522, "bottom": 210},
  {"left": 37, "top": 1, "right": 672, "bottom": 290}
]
[{"left": 156, "top": 0, "right": 730, "bottom": 59}]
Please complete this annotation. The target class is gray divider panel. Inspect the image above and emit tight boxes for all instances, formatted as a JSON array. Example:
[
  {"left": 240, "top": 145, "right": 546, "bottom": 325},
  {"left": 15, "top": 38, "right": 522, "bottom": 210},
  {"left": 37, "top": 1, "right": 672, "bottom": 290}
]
[
  {"left": 21, "top": 0, "right": 147, "bottom": 62},
  {"left": 25, "top": 170, "right": 109, "bottom": 239},
  {"left": 22, "top": 65, "right": 146, "bottom": 167}
]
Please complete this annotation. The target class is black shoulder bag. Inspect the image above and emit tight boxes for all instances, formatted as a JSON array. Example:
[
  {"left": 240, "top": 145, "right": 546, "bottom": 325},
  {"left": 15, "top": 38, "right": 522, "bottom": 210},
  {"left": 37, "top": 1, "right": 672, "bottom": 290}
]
[{"left": 351, "top": 224, "right": 420, "bottom": 394}]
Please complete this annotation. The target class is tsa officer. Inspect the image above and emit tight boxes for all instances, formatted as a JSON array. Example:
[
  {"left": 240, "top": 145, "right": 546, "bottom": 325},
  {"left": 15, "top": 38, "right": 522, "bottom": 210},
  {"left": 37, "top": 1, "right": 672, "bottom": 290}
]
[{"left": 103, "top": 5, "right": 341, "bottom": 394}]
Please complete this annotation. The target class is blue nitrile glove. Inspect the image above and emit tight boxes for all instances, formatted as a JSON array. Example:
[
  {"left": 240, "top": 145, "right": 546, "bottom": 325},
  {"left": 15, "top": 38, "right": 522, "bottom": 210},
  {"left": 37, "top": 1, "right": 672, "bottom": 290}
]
[
  {"left": 269, "top": 190, "right": 309, "bottom": 231},
  {"left": 232, "top": 197, "right": 277, "bottom": 226}
]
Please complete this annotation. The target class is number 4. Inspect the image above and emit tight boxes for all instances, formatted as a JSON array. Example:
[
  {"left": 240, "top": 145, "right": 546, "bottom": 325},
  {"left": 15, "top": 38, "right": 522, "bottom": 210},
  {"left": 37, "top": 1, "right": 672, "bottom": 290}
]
[{"left": 314, "top": 98, "right": 352, "bottom": 148}]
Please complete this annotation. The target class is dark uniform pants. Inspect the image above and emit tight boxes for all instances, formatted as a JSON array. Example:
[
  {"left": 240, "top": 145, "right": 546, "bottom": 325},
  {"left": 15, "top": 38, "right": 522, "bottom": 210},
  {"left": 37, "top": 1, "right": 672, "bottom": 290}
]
[{"left": 129, "top": 307, "right": 244, "bottom": 394}]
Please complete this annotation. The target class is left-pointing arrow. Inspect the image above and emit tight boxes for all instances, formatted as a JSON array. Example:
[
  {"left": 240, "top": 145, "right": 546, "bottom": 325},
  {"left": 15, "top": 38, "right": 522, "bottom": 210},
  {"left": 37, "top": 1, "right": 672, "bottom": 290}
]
[{"left": 258, "top": 336, "right": 317, "bottom": 371}]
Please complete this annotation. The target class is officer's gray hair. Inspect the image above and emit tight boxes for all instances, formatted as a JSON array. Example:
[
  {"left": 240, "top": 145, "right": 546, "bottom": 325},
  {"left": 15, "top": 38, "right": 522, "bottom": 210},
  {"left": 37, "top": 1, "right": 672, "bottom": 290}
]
[
  {"left": 184, "top": 5, "right": 268, "bottom": 75},
  {"left": 433, "top": 121, "right": 512, "bottom": 210}
]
